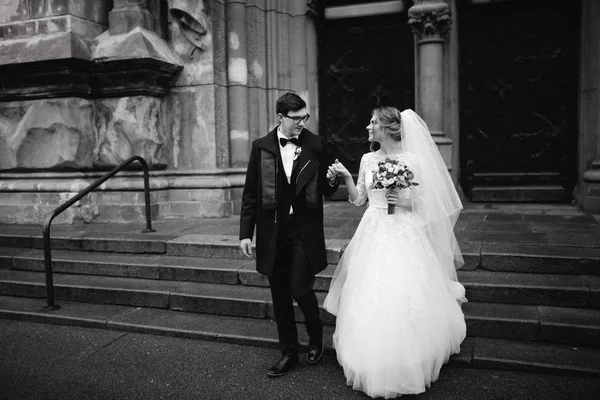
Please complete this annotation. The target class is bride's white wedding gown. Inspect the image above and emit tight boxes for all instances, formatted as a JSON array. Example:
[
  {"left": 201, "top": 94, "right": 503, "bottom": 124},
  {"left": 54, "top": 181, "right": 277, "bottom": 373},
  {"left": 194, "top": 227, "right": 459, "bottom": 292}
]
[{"left": 324, "top": 151, "right": 467, "bottom": 399}]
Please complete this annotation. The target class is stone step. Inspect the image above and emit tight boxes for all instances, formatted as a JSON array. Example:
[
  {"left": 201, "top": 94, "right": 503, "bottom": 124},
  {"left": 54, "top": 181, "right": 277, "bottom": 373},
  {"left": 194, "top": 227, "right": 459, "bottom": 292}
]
[
  {"left": 479, "top": 243, "right": 600, "bottom": 276},
  {"left": 3, "top": 248, "right": 598, "bottom": 308},
  {"left": 459, "top": 270, "right": 598, "bottom": 308},
  {"left": 1, "top": 247, "right": 252, "bottom": 285},
  {"left": 470, "top": 185, "right": 569, "bottom": 203},
  {"left": 1, "top": 270, "right": 599, "bottom": 347},
  {"left": 0, "top": 228, "right": 174, "bottom": 254},
  {"left": 1, "top": 295, "right": 599, "bottom": 378},
  {"left": 0, "top": 270, "right": 273, "bottom": 318},
  {"left": 241, "top": 266, "right": 600, "bottom": 310},
  {"left": 164, "top": 235, "right": 348, "bottom": 264},
  {"left": 3, "top": 228, "right": 600, "bottom": 276},
  {"left": 0, "top": 294, "right": 317, "bottom": 350},
  {"left": 0, "top": 247, "right": 338, "bottom": 290},
  {"left": 221, "top": 265, "right": 600, "bottom": 309},
  {"left": 0, "top": 232, "right": 346, "bottom": 264},
  {"left": 463, "top": 302, "right": 600, "bottom": 348},
  {"left": 468, "top": 337, "right": 600, "bottom": 377}
]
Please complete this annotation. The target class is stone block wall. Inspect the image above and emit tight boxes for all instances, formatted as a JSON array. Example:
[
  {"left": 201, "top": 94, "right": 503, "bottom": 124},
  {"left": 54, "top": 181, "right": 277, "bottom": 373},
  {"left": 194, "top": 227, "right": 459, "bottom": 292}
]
[{"left": 0, "top": 0, "right": 318, "bottom": 224}]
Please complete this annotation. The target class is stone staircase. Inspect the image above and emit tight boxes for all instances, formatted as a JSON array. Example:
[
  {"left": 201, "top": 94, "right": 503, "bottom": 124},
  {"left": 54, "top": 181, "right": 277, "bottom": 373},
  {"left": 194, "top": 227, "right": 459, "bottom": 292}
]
[{"left": 0, "top": 221, "right": 600, "bottom": 377}]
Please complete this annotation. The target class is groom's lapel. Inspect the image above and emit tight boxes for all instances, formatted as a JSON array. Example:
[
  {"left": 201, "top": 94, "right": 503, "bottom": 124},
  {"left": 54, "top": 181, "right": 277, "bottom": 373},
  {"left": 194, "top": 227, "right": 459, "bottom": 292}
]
[
  {"left": 261, "top": 127, "right": 285, "bottom": 171},
  {"left": 293, "top": 134, "right": 320, "bottom": 196},
  {"left": 291, "top": 131, "right": 309, "bottom": 177},
  {"left": 257, "top": 129, "right": 282, "bottom": 210}
]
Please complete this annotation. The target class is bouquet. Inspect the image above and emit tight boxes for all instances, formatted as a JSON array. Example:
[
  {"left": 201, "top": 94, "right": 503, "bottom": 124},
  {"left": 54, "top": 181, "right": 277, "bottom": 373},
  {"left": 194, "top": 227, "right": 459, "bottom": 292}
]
[{"left": 372, "top": 157, "right": 419, "bottom": 214}]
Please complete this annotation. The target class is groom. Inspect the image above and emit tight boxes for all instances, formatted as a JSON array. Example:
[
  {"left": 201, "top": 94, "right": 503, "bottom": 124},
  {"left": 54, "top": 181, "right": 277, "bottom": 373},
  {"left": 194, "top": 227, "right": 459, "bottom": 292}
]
[{"left": 239, "top": 92, "right": 339, "bottom": 377}]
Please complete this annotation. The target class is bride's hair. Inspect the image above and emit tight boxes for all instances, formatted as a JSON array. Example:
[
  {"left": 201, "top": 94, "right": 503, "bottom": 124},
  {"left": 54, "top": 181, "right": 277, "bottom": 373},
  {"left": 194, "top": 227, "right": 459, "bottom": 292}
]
[{"left": 370, "top": 106, "right": 402, "bottom": 152}]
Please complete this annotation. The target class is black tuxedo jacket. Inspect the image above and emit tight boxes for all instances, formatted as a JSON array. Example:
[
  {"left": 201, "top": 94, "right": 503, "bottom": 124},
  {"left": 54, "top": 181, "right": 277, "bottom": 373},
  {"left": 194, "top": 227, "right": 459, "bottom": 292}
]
[{"left": 239, "top": 127, "right": 339, "bottom": 277}]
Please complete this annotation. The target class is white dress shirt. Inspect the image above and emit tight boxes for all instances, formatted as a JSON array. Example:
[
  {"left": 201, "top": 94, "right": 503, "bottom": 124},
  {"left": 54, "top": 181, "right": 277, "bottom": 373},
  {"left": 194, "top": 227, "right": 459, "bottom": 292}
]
[
  {"left": 277, "top": 127, "right": 300, "bottom": 214},
  {"left": 277, "top": 127, "right": 300, "bottom": 184}
]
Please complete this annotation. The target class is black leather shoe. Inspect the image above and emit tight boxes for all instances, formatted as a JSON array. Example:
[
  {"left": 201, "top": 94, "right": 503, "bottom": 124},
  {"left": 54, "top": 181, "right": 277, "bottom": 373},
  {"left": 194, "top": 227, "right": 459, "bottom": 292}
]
[
  {"left": 267, "top": 354, "right": 299, "bottom": 378},
  {"left": 307, "top": 342, "right": 324, "bottom": 364}
]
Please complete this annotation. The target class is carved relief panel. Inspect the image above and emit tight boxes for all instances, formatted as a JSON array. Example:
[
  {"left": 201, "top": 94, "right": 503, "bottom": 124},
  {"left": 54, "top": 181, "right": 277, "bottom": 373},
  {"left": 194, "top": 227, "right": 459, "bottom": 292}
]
[{"left": 167, "top": 0, "right": 213, "bottom": 85}]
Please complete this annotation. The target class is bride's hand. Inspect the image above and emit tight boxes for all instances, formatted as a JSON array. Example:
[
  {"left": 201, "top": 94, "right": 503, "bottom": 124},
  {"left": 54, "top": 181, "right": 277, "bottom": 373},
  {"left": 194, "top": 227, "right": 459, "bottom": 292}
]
[
  {"left": 386, "top": 188, "right": 412, "bottom": 211},
  {"left": 385, "top": 188, "right": 400, "bottom": 205},
  {"left": 386, "top": 188, "right": 410, "bottom": 207},
  {"left": 331, "top": 159, "right": 352, "bottom": 179}
]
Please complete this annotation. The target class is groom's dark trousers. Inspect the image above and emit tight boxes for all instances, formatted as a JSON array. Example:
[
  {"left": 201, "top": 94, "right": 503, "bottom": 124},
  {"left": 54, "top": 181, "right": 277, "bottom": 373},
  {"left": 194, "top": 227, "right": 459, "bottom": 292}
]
[{"left": 270, "top": 215, "right": 322, "bottom": 356}]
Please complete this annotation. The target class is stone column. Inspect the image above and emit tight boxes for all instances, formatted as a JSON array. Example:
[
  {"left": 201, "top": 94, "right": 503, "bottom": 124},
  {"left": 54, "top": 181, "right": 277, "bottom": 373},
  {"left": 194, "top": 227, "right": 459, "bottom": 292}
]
[
  {"left": 579, "top": 0, "right": 600, "bottom": 212},
  {"left": 305, "top": 1, "right": 320, "bottom": 129},
  {"left": 290, "top": 1, "right": 308, "bottom": 100},
  {"left": 226, "top": 0, "right": 249, "bottom": 167},
  {"left": 408, "top": 0, "right": 453, "bottom": 167},
  {"left": 290, "top": 0, "right": 319, "bottom": 128},
  {"left": 265, "top": 2, "right": 282, "bottom": 124},
  {"left": 247, "top": 0, "right": 269, "bottom": 143}
]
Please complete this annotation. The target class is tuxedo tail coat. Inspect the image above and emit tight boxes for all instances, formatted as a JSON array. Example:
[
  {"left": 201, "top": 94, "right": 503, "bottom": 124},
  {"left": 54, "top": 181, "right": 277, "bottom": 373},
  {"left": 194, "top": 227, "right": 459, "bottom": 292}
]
[{"left": 239, "top": 128, "right": 338, "bottom": 277}]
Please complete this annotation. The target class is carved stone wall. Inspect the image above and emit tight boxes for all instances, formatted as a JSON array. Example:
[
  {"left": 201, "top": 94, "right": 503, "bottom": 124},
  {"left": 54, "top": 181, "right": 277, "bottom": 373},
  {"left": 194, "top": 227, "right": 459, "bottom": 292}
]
[
  {"left": 94, "top": 97, "right": 170, "bottom": 168},
  {"left": 0, "top": 0, "right": 318, "bottom": 223},
  {"left": 0, "top": 98, "right": 95, "bottom": 170},
  {"left": 0, "top": 0, "right": 181, "bottom": 171},
  {"left": 0, "top": 96, "right": 171, "bottom": 171}
]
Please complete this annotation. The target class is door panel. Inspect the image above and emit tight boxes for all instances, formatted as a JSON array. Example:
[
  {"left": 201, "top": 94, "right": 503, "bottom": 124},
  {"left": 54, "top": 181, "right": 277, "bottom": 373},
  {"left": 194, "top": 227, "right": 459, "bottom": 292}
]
[
  {"left": 320, "top": 11, "right": 415, "bottom": 174},
  {"left": 458, "top": 0, "right": 579, "bottom": 202}
]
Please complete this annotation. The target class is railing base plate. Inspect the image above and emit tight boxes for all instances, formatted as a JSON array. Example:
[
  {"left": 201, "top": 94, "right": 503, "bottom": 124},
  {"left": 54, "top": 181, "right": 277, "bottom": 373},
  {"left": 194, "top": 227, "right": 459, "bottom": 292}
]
[{"left": 42, "top": 304, "right": 61, "bottom": 311}]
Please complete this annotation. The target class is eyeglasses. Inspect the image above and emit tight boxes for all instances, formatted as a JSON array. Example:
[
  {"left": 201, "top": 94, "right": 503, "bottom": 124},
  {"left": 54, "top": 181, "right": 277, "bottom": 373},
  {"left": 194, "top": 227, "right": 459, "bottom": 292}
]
[{"left": 282, "top": 114, "right": 310, "bottom": 124}]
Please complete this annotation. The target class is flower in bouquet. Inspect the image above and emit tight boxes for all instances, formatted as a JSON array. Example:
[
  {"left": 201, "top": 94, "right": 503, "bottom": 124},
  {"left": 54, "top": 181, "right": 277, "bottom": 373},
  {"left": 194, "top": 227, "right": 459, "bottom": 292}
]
[{"left": 371, "top": 157, "right": 419, "bottom": 214}]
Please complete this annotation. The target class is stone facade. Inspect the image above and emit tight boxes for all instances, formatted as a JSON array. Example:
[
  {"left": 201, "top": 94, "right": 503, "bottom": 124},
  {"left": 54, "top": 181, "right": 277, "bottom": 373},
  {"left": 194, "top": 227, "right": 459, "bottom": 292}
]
[
  {"left": 1, "top": 0, "right": 599, "bottom": 223},
  {"left": 0, "top": 0, "right": 320, "bottom": 223}
]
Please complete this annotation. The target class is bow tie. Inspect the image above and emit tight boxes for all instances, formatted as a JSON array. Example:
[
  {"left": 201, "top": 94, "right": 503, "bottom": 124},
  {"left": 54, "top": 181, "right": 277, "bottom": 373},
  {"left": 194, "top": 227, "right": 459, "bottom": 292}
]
[{"left": 280, "top": 137, "right": 300, "bottom": 147}]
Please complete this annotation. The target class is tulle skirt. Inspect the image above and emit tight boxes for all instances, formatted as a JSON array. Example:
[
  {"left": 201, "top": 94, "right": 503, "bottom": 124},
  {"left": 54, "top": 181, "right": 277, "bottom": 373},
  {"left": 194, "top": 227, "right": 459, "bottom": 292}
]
[{"left": 324, "top": 206, "right": 467, "bottom": 398}]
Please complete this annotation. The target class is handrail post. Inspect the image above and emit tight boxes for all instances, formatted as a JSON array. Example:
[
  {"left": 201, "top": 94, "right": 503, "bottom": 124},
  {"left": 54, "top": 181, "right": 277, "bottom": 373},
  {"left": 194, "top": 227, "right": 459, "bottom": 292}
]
[
  {"left": 139, "top": 156, "right": 155, "bottom": 233},
  {"left": 42, "top": 216, "right": 60, "bottom": 310},
  {"left": 41, "top": 155, "right": 156, "bottom": 311}
]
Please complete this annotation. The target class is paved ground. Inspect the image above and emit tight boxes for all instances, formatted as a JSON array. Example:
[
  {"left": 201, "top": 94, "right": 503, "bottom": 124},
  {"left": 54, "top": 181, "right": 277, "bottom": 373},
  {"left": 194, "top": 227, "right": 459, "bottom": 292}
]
[{"left": 1, "top": 320, "right": 600, "bottom": 400}]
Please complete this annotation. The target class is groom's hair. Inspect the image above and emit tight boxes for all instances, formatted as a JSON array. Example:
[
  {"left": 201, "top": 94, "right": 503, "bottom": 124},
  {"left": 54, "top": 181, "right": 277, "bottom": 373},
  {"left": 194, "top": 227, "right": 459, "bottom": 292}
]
[{"left": 276, "top": 92, "right": 306, "bottom": 115}]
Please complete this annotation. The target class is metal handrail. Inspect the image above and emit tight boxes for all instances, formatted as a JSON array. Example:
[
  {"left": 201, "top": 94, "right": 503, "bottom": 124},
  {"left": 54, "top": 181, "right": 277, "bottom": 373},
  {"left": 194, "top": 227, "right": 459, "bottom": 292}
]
[{"left": 42, "top": 155, "right": 155, "bottom": 311}]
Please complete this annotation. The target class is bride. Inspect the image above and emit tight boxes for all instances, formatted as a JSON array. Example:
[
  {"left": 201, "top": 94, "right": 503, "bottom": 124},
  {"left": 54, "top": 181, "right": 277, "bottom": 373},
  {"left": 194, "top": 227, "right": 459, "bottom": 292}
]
[{"left": 324, "top": 107, "right": 467, "bottom": 398}]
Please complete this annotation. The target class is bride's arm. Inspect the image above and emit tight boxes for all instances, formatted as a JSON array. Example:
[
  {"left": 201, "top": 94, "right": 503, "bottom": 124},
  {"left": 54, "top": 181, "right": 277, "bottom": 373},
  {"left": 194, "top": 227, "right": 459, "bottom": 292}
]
[
  {"left": 342, "top": 168, "right": 359, "bottom": 203},
  {"left": 329, "top": 161, "right": 356, "bottom": 200},
  {"left": 331, "top": 156, "right": 367, "bottom": 206}
]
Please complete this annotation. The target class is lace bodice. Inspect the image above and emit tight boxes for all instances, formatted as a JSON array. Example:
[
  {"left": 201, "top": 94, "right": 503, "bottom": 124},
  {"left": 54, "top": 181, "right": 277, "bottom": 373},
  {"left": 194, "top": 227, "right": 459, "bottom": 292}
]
[{"left": 350, "top": 151, "right": 418, "bottom": 209}]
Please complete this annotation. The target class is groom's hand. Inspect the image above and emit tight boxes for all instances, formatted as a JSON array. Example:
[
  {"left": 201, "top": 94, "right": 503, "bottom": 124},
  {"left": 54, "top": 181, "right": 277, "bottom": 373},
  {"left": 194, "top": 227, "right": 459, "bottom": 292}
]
[
  {"left": 326, "top": 165, "right": 337, "bottom": 181},
  {"left": 240, "top": 238, "right": 254, "bottom": 259}
]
